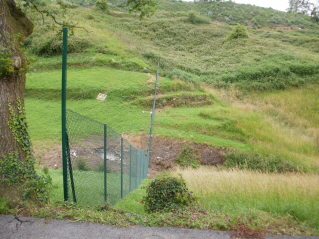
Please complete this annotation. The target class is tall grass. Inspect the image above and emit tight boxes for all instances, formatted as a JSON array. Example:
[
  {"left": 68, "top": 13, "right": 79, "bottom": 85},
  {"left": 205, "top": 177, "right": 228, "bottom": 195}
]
[
  {"left": 173, "top": 167, "right": 319, "bottom": 230},
  {"left": 206, "top": 86, "right": 319, "bottom": 169}
]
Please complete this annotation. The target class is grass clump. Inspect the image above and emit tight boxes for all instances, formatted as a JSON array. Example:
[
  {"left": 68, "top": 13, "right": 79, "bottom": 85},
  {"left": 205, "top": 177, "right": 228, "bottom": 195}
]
[
  {"left": 76, "top": 159, "right": 91, "bottom": 171},
  {"left": 166, "top": 69, "right": 199, "bottom": 84},
  {"left": 226, "top": 24, "right": 248, "bottom": 40},
  {"left": 0, "top": 197, "right": 10, "bottom": 214},
  {"left": 224, "top": 151, "right": 308, "bottom": 173},
  {"left": 143, "top": 176, "right": 196, "bottom": 213},
  {"left": 186, "top": 11, "right": 211, "bottom": 24},
  {"left": 175, "top": 145, "right": 200, "bottom": 169}
]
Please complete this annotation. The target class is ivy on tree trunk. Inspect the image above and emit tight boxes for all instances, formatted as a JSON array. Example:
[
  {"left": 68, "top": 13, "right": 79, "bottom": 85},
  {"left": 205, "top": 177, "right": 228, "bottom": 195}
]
[
  {"left": 0, "top": 0, "right": 34, "bottom": 202},
  {"left": 0, "top": 0, "right": 33, "bottom": 160}
]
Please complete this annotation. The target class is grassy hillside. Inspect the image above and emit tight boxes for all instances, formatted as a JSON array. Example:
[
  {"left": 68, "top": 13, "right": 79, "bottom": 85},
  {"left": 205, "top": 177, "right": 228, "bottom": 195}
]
[
  {"left": 23, "top": 0, "right": 319, "bottom": 172},
  {"left": 9, "top": 0, "right": 319, "bottom": 235}
]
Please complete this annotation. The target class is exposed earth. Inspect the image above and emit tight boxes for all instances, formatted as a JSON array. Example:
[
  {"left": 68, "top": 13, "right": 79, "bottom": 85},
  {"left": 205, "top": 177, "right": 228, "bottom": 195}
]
[{"left": 34, "top": 135, "right": 226, "bottom": 177}]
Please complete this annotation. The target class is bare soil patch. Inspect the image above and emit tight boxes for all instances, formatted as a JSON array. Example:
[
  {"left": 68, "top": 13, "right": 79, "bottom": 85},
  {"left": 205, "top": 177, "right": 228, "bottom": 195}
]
[{"left": 34, "top": 135, "right": 225, "bottom": 177}]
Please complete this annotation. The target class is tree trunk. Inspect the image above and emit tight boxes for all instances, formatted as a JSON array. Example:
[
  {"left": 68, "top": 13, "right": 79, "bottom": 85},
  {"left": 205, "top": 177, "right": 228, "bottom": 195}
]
[{"left": 0, "top": 0, "right": 33, "bottom": 160}]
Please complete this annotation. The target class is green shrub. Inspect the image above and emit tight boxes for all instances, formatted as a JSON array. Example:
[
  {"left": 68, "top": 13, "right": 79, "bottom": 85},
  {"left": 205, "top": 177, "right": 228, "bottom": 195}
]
[
  {"left": 0, "top": 152, "right": 53, "bottom": 202},
  {"left": 95, "top": 0, "right": 110, "bottom": 13},
  {"left": 175, "top": 145, "right": 200, "bottom": 169},
  {"left": 224, "top": 151, "right": 308, "bottom": 173},
  {"left": 30, "top": 35, "right": 93, "bottom": 56},
  {"left": 226, "top": 24, "right": 248, "bottom": 40},
  {"left": 143, "top": 176, "right": 196, "bottom": 213},
  {"left": 288, "top": 62, "right": 319, "bottom": 76},
  {"left": 186, "top": 11, "right": 211, "bottom": 24}
]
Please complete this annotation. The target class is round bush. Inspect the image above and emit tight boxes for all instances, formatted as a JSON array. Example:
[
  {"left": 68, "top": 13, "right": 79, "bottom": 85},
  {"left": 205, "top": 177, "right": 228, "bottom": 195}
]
[
  {"left": 143, "top": 177, "right": 196, "bottom": 213},
  {"left": 226, "top": 24, "right": 248, "bottom": 40}
]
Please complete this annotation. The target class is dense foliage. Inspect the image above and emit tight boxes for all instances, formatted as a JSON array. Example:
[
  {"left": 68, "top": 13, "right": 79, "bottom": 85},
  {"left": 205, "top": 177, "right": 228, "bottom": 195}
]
[
  {"left": 224, "top": 151, "right": 309, "bottom": 173},
  {"left": 143, "top": 177, "right": 196, "bottom": 213}
]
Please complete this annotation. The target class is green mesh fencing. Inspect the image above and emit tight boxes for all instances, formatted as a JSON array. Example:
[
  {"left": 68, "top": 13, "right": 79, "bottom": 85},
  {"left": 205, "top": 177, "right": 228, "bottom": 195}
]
[{"left": 65, "top": 109, "right": 149, "bottom": 206}]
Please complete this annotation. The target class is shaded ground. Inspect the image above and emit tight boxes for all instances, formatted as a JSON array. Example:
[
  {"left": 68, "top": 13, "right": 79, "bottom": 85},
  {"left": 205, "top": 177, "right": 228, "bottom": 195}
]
[{"left": 34, "top": 135, "right": 225, "bottom": 177}]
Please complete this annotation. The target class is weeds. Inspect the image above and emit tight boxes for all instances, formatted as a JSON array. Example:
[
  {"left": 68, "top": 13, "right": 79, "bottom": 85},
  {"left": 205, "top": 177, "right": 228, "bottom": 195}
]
[
  {"left": 175, "top": 145, "right": 200, "bottom": 169},
  {"left": 0, "top": 197, "right": 10, "bottom": 214},
  {"left": 224, "top": 151, "right": 308, "bottom": 173}
]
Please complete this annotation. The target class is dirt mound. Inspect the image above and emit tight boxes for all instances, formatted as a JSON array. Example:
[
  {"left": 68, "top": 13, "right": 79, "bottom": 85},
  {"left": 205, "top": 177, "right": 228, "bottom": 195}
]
[
  {"left": 124, "top": 135, "right": 225, "bottom": 177},
  {"left": 35, "top": 135, "right": 225, "bottom": 177}
]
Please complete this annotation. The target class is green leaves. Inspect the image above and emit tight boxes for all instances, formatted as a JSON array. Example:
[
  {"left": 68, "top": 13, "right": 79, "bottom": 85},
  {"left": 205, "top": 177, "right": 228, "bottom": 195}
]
[
  {"left": 8, "top": 100, "right": 32, "bottom": 153},
  {"left": 0, "top": 51, "right": 14, "bottom": 76},
  {"left": 0, "top": 152, "right": 27, "bottom": 185},
  {"left": 126, "top": 0, "right": 158, "bottom": 19},
  {"left": 143, "top": 176, "right": 196, "bottom": 213},
  {"left": 2, "top": 100, "right": 53, "bottom": 202},
  {"left": 0, "top": 151, "right": 54, "bottom": 202},
  {"left": 226, "top": 24, "right": 248, "bottom": 40}
]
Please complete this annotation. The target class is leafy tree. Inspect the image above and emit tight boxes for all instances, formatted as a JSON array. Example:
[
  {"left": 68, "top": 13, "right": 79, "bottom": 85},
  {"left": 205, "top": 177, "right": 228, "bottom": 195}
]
[
  {"left": 288, "top": 0, "right": 314, "bottom": 15},
  {"left": 287, "top": 0, "right": 319, "bottom": 22},
  {"left": 311, "top": 6, "right": 319, "bottom": 21}
]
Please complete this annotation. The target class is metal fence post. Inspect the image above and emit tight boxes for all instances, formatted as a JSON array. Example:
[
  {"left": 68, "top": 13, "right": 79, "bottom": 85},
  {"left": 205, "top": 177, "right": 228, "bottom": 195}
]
[
  {"left": 62, "top": 27, "right": 68, "bottom": 202},
  {"left": 120, "top": 137, "right": 124, "bottom": 199},
  {"left": 129, "top": 145, "right": 132, "bottom": 192},
  {"left": 104, "top": 124, "right": 107, "bottom": 202},
  {"left": 135, "top": 150, "right": 138, "bottom": 187}
]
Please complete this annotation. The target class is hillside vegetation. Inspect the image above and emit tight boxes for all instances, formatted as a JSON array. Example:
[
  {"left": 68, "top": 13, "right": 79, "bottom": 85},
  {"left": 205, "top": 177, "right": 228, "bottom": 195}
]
[
  {"left": 24, "top": 0, "right": 319, "bottom": 171},
  {"left": 14, "top": 0, "right": 319, "bottom": 235}
]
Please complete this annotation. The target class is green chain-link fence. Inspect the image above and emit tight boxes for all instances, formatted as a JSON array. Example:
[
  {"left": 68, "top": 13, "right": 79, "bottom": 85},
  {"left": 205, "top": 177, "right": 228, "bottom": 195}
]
[
  {"left": 60, "top": 27, "right": 157, "bottom": 206},
  {"left": 64, "top": 109, "right": 149, "bottom": 206}
]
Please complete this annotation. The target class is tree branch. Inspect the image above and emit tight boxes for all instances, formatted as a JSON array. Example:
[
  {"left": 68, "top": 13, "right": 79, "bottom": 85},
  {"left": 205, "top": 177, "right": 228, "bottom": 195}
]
[{"left": 29, "top": 2, "right": 91, "bottom": 33}]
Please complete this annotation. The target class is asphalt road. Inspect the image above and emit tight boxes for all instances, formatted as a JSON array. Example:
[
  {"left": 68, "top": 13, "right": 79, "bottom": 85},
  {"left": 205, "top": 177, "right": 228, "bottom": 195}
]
[{"left": 1, "top": 214, "right": 319, "bottom": 239}]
